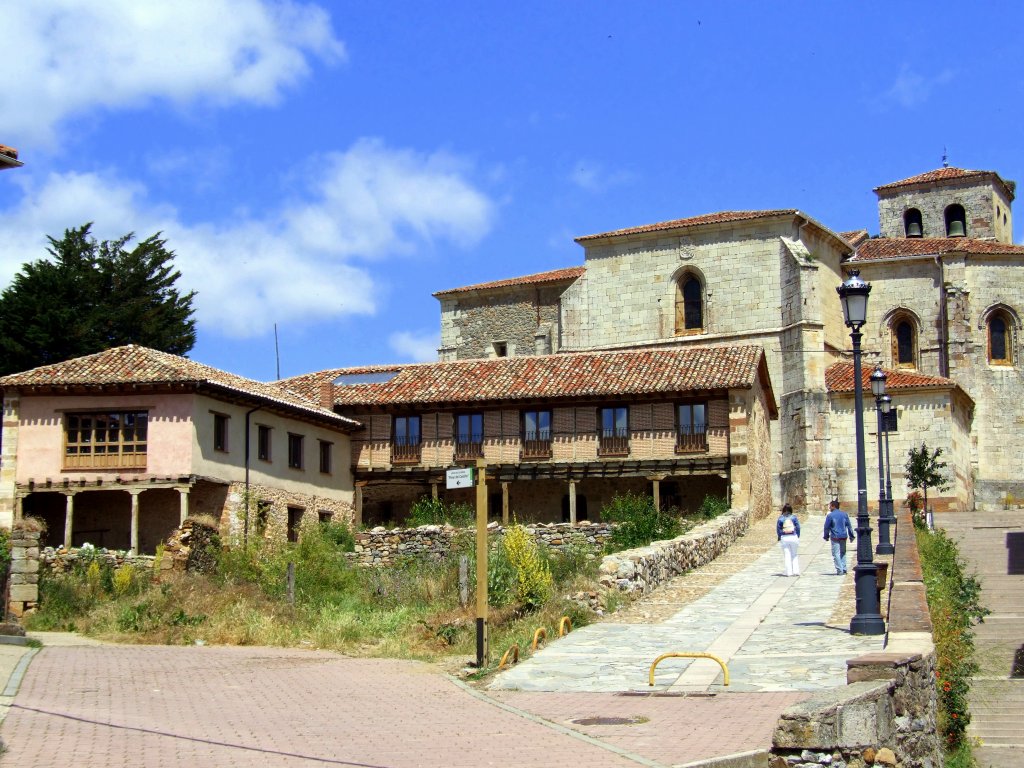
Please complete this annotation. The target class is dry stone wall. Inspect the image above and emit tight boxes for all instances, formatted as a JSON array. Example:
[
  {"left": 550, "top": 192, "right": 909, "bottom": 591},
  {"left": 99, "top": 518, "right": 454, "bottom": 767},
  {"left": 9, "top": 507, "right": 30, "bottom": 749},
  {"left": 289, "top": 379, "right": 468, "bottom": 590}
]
[{"left": 7, "top": 527, "right": 40, "bottom": 618}]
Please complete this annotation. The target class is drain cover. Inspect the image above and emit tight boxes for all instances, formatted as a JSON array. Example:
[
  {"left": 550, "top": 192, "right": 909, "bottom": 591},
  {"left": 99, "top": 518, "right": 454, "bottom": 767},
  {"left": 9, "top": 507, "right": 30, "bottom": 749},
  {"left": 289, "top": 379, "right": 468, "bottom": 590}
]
[{"left": 571, "top": 716, "right": 645, "bottom": 726}]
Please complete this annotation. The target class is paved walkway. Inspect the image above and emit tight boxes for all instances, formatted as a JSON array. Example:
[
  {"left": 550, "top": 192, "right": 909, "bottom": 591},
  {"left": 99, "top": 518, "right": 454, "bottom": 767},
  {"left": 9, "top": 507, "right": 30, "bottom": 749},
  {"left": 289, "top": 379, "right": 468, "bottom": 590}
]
[
  {"left": 0, "top": 515, "right": 887, "bottom": 767},
  {"left": 490, "top": 516, "right": 885, "bottom": 694}
]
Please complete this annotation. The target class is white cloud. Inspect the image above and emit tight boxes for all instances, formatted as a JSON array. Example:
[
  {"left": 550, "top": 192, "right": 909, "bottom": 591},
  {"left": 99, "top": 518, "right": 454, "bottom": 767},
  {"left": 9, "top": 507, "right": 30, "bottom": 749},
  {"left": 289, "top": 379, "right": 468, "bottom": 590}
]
[
  {"left": 883, "top": 66, "right": 954, "bottom": 109},
  {"left": 0, "top": 141, "right": 494, "bottom": 338},
  {"left": 388, "top": 330, "right": 441, "bottom": 362},
  {"left": 0, "top": 0, "right": 344, "bottom": 144},
  {"left": 569, "top": 160, "right": 634, "bottom": 193}
]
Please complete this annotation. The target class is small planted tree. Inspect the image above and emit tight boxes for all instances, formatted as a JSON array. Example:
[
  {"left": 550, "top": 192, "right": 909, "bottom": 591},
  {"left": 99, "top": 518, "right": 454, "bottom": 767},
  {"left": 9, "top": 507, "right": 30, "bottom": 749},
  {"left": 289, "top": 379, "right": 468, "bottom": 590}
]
[{"left": 905, "top": 443, "right": 949, "bottom": 526}]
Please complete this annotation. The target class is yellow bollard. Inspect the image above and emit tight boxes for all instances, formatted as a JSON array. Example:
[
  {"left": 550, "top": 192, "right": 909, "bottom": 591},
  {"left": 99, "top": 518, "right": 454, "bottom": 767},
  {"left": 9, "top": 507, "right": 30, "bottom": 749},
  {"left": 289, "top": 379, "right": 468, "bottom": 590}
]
[
  {"left": 532, "top": 627, "right": 547, "bottom": 650},
  {"left": 648, "top": 652, "right": 730, "bottom": 687},
  {"left": 558, "top": 616, "right": 573, "bottom": 636},
  {"left": 498, "top": 643, "right": 520, "bottom": 670}
]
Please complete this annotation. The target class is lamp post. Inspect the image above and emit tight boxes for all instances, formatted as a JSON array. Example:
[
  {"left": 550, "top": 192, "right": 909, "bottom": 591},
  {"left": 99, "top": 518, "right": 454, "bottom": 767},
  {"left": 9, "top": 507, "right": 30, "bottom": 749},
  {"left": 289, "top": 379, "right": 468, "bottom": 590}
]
[
  {"left": 837, "top": 269, "right": 886, "bottom": 635},
  {"left": 871, "top": 367, "right": 895, "bottom": 555},
  {"left": 880, "top": 394, "right": 896, "bottom": 549}
]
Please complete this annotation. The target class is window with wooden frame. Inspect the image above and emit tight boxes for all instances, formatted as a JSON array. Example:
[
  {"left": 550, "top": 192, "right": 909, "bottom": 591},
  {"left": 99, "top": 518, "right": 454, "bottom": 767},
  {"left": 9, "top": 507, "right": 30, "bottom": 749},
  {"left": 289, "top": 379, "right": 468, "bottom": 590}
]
[
  {"left": 257, "top": 425, "right": 272, "bottom": 462},
  {"left": 676, "top": 402, "right": 708, "bottom": 453},
  {"left": 64, "top": 410, "right": 148, "bottom": 470},
  {"left": 890, "top": 314, "right": 918, "bottom": 369},
  {"left": 392, "top": 415, "right": 422, "bottom": 463},
  {"left": 674, "top": 274, "right": 704, "bottom": 335},
  {"left": 288, "top": 433, "right": 304, "bottom": 469},
  {"left": 454, "top": 412, "right": 484, "bottom": 459},
  {"left": 213, "top": 412, "right": 229, "bottom": 452},
  {"left": 287, "top": 506, "right": 304, "bottom": 543},
  {"left": 521, "top": 409, "right": 552, "bottom": 458},
  {"left": 988, "top": 311, "right": 1014, "bottom": 365},
  {"left": 598, "top": 406, "right": 629, "bottom": 455},
  {"left": 319, "top": 439, "right": 333, "bottom": 474}
]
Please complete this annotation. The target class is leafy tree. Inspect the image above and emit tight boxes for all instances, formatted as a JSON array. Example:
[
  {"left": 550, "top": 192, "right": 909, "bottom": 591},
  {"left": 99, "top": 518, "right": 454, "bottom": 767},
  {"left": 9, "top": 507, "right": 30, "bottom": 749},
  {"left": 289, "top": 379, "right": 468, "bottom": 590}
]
[
  {"left": 0, "top": 224, "right": 196, "bottom": 374},
  {"left": 905, "top": 442, "right": 949, "bottom": 518}
]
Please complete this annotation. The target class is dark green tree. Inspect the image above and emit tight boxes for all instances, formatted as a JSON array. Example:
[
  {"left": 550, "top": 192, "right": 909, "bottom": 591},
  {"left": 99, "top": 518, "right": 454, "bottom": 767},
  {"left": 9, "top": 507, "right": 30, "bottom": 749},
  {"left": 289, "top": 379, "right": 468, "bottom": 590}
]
[
  {"left": 0, "top": 224, "right": 196, "bottom": 374},
  {"left": 905, "top": 442, "right": 949, "bottom": 517}
]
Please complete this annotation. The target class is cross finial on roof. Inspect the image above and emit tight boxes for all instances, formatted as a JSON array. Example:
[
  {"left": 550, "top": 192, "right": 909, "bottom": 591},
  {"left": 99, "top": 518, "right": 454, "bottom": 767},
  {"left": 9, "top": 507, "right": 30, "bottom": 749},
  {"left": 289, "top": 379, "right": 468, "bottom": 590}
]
[{"left": 942, "top": 146, "right": 948, "bottom": 168}]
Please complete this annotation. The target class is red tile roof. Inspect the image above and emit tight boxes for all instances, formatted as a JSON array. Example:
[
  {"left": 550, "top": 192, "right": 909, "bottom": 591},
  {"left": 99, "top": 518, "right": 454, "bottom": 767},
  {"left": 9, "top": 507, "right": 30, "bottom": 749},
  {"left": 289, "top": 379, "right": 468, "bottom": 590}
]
[
  {"left": 839, "top": 229, "right": 869, "bottom": 248},
  {"left": 849, "top": 237, "right": 1024, "bottom": 261},
  {"left": 0, "top": 345, "right": 358, "bottom": 428},
  {"left": 874, "top": 167, "right": 1015, "bottom": 200},
  {"left": 575, "top": 210, "right": 801, "bottom": 242},
  {"left": 303, "top": 346, "right": 775, "bottom": 411},
  {"left": 434, "top": 266, "right": 585, "bottom": 296},
  {"left": 0, "top": 144, "right": 17, "bottom": 160},
  {"left": 825, "top": 363, "right": 968, "bottom": 399}
]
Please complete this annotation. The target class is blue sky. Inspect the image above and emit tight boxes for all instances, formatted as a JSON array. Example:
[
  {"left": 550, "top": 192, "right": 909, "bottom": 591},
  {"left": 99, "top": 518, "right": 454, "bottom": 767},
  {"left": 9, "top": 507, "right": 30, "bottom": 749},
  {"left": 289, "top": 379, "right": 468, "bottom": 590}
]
[{"left": 2, "top": 1, "right": 1022, "bottom": 380}]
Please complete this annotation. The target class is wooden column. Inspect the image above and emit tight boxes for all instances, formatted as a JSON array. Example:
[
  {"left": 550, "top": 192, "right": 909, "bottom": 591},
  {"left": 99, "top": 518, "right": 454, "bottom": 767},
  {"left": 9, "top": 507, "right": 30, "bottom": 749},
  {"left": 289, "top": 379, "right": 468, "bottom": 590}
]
[
  {"left": 354, "top": 482, "right": 366, "bottom": 528},
  {"left": 501, "top": 482, "right": 510, "bottom": 525},
  {"left": 568, "top": 480, "right": 577, "bottom": 524},
  {"left": 431, "top": 482, "right": 439, "bottom": 500},
  {"left": 64, "top": 492, "right": 75, "bottom": 549},
  {"left": 652, "top": 478, "right": 661, "bottom": 511},
  {"left": 178, "top": 487, "right": 190, "bottom": 524},
  {"left": 129, "top": 489, "right": 141, "bottom": 554}
]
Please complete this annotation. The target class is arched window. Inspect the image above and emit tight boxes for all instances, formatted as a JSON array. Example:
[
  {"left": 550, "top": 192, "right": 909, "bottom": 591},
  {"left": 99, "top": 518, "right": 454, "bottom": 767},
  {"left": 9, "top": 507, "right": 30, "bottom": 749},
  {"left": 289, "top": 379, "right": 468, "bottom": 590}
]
[
  {"left": 945, "top": 204, "right": 967, "bottom": 237},
  {"left": 674, "top": 275, "right": 704, "bottom": 334},
  {"left": 989, "top": 312, "right": 1013, "bottom": 365},
  {"left": 888, "top": 313, "right": 918, "bottom": 368},
  {"left": 903, "top": 208, "right": 923, "bottom": 238}
]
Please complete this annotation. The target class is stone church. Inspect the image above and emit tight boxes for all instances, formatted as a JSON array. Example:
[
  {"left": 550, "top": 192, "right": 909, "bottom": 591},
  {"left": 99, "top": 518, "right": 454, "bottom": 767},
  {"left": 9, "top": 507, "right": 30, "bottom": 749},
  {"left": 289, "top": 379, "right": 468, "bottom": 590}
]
[{"left": 435, "top": 166, "right": 1024, "bottom": 513}]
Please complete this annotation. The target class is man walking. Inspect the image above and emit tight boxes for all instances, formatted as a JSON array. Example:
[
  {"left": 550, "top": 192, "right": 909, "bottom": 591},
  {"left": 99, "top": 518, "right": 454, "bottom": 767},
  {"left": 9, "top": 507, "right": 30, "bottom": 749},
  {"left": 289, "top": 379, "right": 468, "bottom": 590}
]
[{"left": 823, "top": 500, "right": 856, "bottom": 575}]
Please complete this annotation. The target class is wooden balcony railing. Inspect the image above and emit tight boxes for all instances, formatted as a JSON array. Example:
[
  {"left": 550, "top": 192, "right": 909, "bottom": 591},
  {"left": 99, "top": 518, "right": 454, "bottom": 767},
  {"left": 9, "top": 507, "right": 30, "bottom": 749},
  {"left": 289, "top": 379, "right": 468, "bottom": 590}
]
[
  {"left": 521, "top": 437, "right": 552, "bottom": 459},
  {"left": 598, "top": 429, "right": 630, "bottom": 456},
  {"left": 676, "top": 427, "right": 708, "bottom": 454},
  {"left": 454, "top": 433, "right": 484, "bottom": 460},
  {"left": 391, "top": 441, "right": 422, "bottom": 464}
]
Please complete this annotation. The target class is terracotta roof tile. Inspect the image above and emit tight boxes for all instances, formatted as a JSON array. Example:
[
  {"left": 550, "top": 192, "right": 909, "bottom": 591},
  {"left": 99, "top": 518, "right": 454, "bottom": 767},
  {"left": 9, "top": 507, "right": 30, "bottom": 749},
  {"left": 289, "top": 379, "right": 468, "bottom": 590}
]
[
  {"left": 874, "top": 167, "right": 1015, "bottom": 200},
  {"left": 314, "top": 346, "right": 770, "bottom": 408},
  {"left": 825, "top": 363, "right": 968, "bottom": 399},
  {"left": 850, "top": 237, "right": 1024, "bottom": 262},
  {"left": 0, "top": 144, "right": 18, "bottom": 160},
  {"left": 575, "top": 210, "right": 800, "bottom": 242},
  {"left": 0, "top": 345, "right": 357, "bottom": 428},
  {"left": 434, "top": 266, "right": 585, "bottom": 296},
  {"left": 839, "top": 229, "right": 870, "bottom": 248}
]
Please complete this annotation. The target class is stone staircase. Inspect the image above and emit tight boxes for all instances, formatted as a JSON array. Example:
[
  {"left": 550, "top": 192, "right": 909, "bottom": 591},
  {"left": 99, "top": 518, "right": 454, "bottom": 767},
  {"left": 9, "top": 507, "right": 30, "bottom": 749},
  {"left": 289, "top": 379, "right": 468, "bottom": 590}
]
[{"left": 937, "top": 509, "right": 1024, "bottom": 768}]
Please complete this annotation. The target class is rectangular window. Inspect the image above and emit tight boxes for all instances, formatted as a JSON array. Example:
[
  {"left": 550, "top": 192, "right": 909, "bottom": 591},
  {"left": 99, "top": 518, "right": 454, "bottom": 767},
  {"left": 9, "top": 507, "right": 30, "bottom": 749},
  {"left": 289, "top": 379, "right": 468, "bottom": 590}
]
[
  {"left": 598, "top": 406, "right": 629, "bottom": 455},
  {"left": 318, "top": 510, "right": 333, "bottom": 524},
  {"left": 257, "top": 425, "right": 272, "bottom": 462},
  {"left": 213, "top": 412, "right": 229, "bottom": 452},
  {"left": 522, "top": 409, "right": 552, "bottom": 458},
  {"left": 319, "top": 439, "right": 332, "bottom": 474},
  {"left": 392, "top": 415, "right": 422, "bottom": 463},
  {"left": 455, "top": 412, "right": 484, "bottom": 459},
  {"left": 882, "top": 409, "right": 898, "bottom": 433},
  {"left": 287, "top": 506, "right": 304, "bottom": 543},
  {"left": 255, "top": 500, "right": 271, "bottom": 535},
  {"left": 676, "top": 402, "right": 708, "bottom": 453},
  {"left": 288, "top": 433, "right": 304, "bottom": 469},
  {"left": 64, "top": 410, "right": 148, "bottom": 469}
]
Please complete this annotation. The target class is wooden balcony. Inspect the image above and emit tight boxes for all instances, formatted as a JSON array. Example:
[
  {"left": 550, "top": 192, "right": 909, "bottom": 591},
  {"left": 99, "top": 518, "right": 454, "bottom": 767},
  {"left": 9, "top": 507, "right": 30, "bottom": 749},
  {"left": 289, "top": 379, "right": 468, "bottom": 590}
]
[
  {"left": 675, "top": 428, "right": 708, "bottom": 454},
  {"left": 454, "top": 436, "right": 484, "bottom": 460},
  {"left": 391, "top": 441, "right": 422, "bottom": 464},
  {"left": 598, "top": 430, "right": 630, "bottom": 456},
  {"left": 521, "top": 437, "right": 553, "bottom": 459}
]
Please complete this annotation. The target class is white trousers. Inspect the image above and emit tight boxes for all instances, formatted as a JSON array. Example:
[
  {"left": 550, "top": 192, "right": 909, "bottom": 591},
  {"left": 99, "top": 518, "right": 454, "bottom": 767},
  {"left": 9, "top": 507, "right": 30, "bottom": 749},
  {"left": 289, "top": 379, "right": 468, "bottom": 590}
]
[{"left": 780, "top": 534, "right": 800, "bottom": 576}]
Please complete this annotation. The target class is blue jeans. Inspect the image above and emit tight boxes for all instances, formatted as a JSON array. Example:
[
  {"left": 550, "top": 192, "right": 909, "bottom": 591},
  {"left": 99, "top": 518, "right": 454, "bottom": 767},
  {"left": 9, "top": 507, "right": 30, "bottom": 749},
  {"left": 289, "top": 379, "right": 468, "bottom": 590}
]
[{"left": 830, "top": 538, "right": 849, "bottom": 574}]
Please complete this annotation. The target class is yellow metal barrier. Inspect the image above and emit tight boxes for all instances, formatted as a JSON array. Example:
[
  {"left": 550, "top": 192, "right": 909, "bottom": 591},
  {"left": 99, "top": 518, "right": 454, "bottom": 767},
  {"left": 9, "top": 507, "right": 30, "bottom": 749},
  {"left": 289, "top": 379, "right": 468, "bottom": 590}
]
[
  {"left": 648, "top": 652, "right": 730, "bottom": 687},
  {"left": 499, "top": 643, "right": 520, "bottom": 670},
  {"left": 532, "top": 627, "right": 547, "bottom": 650},
  {"left": 558, "top": 616, "right": 572, "bottom": 637}
]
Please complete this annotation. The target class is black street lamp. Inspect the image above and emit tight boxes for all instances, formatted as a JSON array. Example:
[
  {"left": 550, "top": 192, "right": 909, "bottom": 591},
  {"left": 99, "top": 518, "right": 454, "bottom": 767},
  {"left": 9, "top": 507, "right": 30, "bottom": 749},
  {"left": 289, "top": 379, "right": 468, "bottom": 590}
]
[
  {"left": 871, "top": 367, "right": 895, "bottom": 555},
  {"left": 880, "top": 394, "right": 896, "bottom": 548},
  {"left": 837, "top": 269, "right": 886, "bottom": 635}
]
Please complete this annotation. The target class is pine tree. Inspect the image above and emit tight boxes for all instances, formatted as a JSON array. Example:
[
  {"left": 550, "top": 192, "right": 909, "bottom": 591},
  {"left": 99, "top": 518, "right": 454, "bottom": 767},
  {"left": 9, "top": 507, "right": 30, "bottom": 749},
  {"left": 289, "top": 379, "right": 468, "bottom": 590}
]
[{"left": 0, "top": 224, "right": 196, "bottom": 374}]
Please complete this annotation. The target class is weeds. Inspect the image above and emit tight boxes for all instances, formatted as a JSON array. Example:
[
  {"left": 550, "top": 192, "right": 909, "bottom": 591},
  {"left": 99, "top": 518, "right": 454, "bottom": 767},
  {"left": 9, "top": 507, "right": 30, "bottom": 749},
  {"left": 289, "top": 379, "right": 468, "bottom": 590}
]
[
  {"left": 406, "top": 497, "right": 474, "bottom": 527},
  {"left": 601, "top": 492, "right": 682, "bottom": 552}
]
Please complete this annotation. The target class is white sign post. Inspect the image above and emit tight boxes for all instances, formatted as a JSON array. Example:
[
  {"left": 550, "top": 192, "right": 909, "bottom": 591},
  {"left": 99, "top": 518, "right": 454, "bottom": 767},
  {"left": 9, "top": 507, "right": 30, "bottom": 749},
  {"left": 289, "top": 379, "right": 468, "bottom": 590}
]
[{"left": 446, "top": 467, "right": 474, "bottom": 489}]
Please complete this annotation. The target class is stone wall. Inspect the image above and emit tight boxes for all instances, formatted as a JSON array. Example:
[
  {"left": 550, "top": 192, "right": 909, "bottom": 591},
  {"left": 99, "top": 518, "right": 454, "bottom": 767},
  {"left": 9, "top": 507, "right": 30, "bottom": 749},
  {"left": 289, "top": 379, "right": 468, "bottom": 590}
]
[
  {"left": 876, "top": 176, "right": 1012, "bottom": 242},
  {"left": 347, "top": 521, "right": 613, "bottom": 566},
  {"left": 596, "top": 508, "right": 750, "bottom": 595},
  {"left": 6, "top": 525, "right": 40, "bottom": 618}
]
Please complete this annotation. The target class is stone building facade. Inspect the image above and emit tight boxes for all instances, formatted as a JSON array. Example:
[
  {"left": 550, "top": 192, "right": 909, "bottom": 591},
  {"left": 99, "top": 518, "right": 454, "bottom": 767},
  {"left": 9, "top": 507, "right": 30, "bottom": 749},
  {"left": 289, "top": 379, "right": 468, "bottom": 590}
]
[{"left": 435, "top": 165, "right": 1024, "bottom": 512}]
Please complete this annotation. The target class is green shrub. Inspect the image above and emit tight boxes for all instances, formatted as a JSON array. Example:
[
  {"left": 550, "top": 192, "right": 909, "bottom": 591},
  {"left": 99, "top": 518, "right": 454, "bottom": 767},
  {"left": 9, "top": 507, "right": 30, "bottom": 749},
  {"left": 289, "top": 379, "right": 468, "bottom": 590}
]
[
  {"left": 0, "top": 528, "right": 10, "bottom": 580},
  {"left": 542, "top": 533, "right": 598, "bottom": 584},
  {"left": 320, "top": 520, "right": 356, "bottom": 551},
  {"left": 601, "top": 492, "right": 682, "bottom": 552},
  {"left": 697, "top": 494, "right": 729, "bottom": 519},
  {"left": 406, "top": 497, "right": 474, "bottom": 527},
  {"left": 917, "top": 526, "right": 989, "bottom": 754}
]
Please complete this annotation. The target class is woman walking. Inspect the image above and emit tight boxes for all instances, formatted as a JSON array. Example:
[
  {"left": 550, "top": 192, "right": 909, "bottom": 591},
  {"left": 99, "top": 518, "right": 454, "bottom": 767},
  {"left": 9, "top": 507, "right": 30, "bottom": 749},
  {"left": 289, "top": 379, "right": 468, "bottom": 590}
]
[{"left": 776, "top": 503, "right": 801, "bottom": 577}]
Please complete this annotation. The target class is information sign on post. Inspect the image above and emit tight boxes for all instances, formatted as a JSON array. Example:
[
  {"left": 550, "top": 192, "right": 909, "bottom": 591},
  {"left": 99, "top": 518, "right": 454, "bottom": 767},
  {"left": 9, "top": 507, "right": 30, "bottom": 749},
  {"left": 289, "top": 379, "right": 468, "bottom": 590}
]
[
  {"left": 474, "top": 459, "right": 488, "bottom": 667},
  {"left": 446, "top": 467, "right": 474, "bottom": 489}
]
